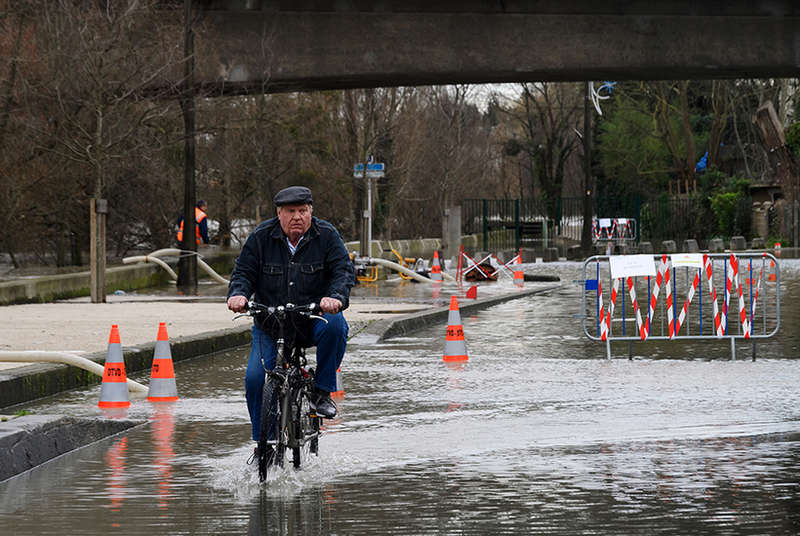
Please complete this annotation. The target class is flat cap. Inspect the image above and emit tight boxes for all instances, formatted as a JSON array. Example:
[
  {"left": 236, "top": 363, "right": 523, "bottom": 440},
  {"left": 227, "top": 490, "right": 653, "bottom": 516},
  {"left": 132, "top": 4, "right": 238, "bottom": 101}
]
[{"left": 273, "top": 186, "right": 313, "bottom": 206}]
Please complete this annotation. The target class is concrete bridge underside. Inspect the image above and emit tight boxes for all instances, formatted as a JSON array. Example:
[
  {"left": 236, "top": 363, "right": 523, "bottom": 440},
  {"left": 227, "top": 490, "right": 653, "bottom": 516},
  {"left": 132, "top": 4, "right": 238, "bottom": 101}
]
[{"left": 191, "top": 1, "right": 800, "bottom": 94}]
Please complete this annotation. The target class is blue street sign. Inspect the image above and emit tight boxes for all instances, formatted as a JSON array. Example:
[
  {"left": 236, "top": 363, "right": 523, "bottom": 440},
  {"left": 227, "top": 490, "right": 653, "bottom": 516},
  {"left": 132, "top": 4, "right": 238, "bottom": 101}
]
[{"left": 353, "top": 163, "right": 385, "bottom": 172}]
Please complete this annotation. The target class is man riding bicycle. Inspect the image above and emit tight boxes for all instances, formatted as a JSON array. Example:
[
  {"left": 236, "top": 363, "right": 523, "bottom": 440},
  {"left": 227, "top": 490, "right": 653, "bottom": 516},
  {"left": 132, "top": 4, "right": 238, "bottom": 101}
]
[{"left": 226, "top": 186, "right": 355, "bottom": 450}]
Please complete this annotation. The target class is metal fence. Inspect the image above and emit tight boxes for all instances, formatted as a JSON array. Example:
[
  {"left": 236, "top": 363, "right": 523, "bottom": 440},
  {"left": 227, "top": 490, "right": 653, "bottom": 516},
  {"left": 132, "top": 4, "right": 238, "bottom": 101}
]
[
  {"left": 462, "top": 197, "right": 642, "bottom": 251},
  {"left": 580, "top": 253, "right": 780, "bottom": 360},
  {"left": 462, "top": 199, "right": 553, "bottom": 252}
]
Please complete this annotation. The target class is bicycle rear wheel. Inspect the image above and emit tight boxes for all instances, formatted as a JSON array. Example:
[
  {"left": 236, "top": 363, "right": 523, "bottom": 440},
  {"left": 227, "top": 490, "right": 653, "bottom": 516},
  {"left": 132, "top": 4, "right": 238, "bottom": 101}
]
[{"left": 258, "top": 377, "right": 281, "bottom": 481}]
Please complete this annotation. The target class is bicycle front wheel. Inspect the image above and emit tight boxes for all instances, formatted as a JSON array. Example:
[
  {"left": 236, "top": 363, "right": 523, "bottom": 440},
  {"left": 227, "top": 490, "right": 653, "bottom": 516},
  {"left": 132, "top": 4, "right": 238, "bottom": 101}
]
[{"left": 258, "top": 377, "right": 282, "bottom": 481}]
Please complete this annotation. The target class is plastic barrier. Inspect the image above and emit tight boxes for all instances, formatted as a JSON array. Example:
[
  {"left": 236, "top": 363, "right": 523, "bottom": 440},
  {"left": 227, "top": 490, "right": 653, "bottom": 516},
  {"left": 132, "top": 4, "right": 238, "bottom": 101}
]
[
  {"left": 581, "top": 253, "right": 780, "bottom": 360},
  {"left": 592, "top": 218, "right": 637, "bottom": 243}
]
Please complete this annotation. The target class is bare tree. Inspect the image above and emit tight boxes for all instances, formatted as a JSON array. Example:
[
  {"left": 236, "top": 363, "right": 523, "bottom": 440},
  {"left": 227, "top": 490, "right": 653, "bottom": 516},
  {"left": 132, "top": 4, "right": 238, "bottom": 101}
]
[
  {"left": 21, "top": 1, "right": 181, "bottom": 299},
  {"left": 502, "top": 82, "right": 582, "bottom": 219}
]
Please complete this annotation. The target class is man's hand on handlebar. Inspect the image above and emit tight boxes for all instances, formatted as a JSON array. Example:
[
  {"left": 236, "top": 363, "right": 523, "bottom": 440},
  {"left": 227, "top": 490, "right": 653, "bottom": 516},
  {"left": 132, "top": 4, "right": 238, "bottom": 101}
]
[
  {"left": 227, "top": 295, "right": 248, "bottom": 313},
  {"left": 229, "top": 295, "right": 339, "bottom": 315},
  {"left": 319, "top": 297, "right": 342, "bottom": 314}
]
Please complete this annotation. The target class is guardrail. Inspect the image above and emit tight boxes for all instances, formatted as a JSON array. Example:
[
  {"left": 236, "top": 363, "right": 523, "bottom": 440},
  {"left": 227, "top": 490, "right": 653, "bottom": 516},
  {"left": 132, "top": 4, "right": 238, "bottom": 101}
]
[{"left": 580, "top": 253, "right": 780, "bottom": 360}]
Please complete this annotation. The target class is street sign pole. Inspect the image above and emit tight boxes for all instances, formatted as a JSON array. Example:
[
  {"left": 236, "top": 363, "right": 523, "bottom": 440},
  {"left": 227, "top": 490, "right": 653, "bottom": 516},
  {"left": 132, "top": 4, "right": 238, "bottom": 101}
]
[
  {"left": 367, "top": 175, "right": 373, "bottom": 253},
  {"left": 354, "top": 162, "right": 385, "bottom": 257}
]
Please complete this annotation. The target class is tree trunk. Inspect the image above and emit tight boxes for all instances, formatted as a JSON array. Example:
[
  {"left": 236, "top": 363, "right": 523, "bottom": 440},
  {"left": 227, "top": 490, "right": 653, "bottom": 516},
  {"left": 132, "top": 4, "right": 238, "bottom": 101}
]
[{"left": 90, "top": 104, "right": 106, "bottom": 303}]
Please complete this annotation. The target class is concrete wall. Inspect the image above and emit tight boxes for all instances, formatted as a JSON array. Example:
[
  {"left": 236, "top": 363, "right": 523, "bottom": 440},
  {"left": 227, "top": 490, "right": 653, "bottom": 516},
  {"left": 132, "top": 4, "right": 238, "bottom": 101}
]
[{"left": 0, "top": 250, "right": 239, "bottom": 306}]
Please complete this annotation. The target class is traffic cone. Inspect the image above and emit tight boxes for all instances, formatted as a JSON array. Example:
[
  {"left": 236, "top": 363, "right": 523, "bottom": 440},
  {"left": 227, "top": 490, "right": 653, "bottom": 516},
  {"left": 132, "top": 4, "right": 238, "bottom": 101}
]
[
  {"left": 99, "top": 325, "right": 130, "bottom": 408},
  {"left": 443, "top": 295, "right": 468, "bottom": 362},
  {"left": 768, "top": 259, "right": 777, "bottom": 282},
  {"left": 465, "top": 285, "right": 477, "bottom": 299},
  {"left": 513, "top": 251, "right": 524, "bottom": 287},
  {"left": 430, "top": 250, "right": 443, "bottom": 282},
  {"left": 147, "top": 322, "right": 179, "bottom": 402},
  {"left": 331, "top": 367, "right": 345, "bottom": 399}
]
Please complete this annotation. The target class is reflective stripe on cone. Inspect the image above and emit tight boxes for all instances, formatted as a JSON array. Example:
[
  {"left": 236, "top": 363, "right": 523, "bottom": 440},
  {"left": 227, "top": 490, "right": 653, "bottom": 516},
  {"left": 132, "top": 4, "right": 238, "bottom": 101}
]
[
  {"left": 99, "top": 324, "right": 130, "bottom": 408},
  {"left": 331, "top": 367, "right": 345, "bottom": 399},
  {"left": 148, "top": 322, "right": 179, "bottom": 402},
  {"left": 444, "top": 295, "right": 468, "bottom": 362},
  {"left": 431, "top": 251, "right": 443, "bottom": 281}
]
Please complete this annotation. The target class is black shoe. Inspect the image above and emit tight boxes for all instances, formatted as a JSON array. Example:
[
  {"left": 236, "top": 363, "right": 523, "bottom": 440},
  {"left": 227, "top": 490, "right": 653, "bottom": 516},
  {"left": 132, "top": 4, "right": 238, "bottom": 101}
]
[{"left": 310, "top": 388, "right": 337, "bottom": 419}]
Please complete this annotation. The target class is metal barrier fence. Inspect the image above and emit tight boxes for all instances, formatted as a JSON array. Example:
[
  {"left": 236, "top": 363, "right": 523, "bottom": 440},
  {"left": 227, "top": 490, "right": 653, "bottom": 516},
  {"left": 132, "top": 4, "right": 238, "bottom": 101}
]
[
  {"left": 580, "top": 253, "right": 780, "bottom": 360},
  {"left": 592, "top": 217, "right": 638, "bottom": 244}
]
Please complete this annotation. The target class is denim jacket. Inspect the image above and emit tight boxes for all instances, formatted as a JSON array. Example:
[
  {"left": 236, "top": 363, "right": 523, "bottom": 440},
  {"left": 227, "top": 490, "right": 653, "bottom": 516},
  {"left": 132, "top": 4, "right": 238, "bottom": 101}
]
[{"left": 227, "top": 216, "right": 355, "bottom": 311}]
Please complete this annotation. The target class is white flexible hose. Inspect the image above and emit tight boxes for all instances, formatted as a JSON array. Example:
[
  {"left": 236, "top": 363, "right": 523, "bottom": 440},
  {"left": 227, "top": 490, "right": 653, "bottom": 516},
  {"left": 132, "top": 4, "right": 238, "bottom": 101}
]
[
  {"left": 0, "top": 351, "right": 148, "bottom": 393},
  {"left": 366, "top": 257, "right": 455, "bottom": 283},
  {"left": 122, "top": 248, "right": 230, "bottom": 285},
  {"left": 122, "top": 255, "right": 178, "bottom": 280}
]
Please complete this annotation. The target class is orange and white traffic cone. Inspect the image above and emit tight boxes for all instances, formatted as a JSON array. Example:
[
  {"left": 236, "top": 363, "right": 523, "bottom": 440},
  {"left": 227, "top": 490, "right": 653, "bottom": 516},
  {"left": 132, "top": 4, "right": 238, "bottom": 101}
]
[
  {"left": 443, "top": 295, "right": 468, "bottom": 362},
  {"left": 331, "top": 367, "right": 345, "bottom": 399},
  {"left": 147, "top": 322, "right": 179, "bottom": 402},
  {"left": 430, "top": 250, "right": 443, "bottom": 282},
  {"left": 768, "top": 258, "right": 777, "bottom": 282},
  {"left": 99, "top": 324, "right": 130, "bottom": 408},
  {"left": 513, "top": 251, "right": 524, "bottom": 287}
]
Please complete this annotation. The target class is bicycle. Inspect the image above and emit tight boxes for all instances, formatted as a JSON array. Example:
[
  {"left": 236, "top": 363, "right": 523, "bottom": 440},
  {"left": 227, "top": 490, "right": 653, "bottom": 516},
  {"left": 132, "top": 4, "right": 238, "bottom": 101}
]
[{"left": 235, "top": 301, "right": 328, "bottom": 481}]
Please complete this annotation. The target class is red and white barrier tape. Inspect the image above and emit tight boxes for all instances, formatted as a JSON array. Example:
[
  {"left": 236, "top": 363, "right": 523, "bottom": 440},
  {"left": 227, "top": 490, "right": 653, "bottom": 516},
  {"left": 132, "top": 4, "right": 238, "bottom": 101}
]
[
  {"left": 626, "top": 276, "right": 647, "bottom": 340},
  {"left": 729, "top": 254, "right": 751, "bottom": 338},
  {"left": 703, "top": 254, "right": 724, "bottom": 337},
  {"left": 749, "top": 254, "right": 766, "bottom": 329},
  {"left": 598, "top": 253, "right": 764, "bottom": 342},
  {"left": 673, "top": 266, "right": 701, "bottom": 338},
  {"left": 644, "top": 255, "right": 670, "bottom": 340}
]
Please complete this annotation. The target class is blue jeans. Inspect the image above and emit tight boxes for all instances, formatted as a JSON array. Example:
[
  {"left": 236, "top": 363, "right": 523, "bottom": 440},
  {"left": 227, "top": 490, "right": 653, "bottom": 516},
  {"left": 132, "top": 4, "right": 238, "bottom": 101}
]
[{"left": 245, "top": 313, "right": 348, "bottom": 441}]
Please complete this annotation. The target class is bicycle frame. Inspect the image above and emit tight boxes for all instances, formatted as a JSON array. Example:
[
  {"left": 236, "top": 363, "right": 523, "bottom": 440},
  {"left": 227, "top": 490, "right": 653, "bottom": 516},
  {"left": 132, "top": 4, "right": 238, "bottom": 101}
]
[{"left": 251, "top": 303, "right": 323, "bottom": 477}]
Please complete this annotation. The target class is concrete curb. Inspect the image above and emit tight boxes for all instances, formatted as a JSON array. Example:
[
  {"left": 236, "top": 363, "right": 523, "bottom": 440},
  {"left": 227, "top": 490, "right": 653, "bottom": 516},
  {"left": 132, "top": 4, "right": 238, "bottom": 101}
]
[
  {"left": 0, "top": 415, "right": 144, "bottom": 482},
  {"left": 376, "top": 284, "right": 562, "bottom": 341},
  {"left": 0, "top": 324, "right": 252, "bottom": 409}
]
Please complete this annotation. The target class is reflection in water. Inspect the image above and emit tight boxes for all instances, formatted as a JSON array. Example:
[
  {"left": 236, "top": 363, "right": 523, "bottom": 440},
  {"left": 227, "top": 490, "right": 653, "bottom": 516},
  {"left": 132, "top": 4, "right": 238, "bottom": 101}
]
[
  {"left": 431, "top": 282, "right": 443, "bottom": 306},
  {"left": 104, "top": 436, "right": 128, "bottom": 527},
  {"left": 151, "top": 404, "right": 176, "bottom": 511},
  {"left": 247, "top": 487, "right": 332, "bottom": 536},
  {"left": 445, "top": 361, "right": 465, "bottom": 412}
]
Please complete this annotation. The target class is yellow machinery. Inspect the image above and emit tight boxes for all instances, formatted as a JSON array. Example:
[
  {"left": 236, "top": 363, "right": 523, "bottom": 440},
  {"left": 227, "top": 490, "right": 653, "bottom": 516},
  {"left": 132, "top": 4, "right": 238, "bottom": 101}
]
[
  {"left": 351, "top": 248, "right": 418, "bottom": 283},
  {"left": 351, "top": 252, "right": 379, "bottom": 282},
  {"left": 388, "top": 248, "right": 417, "bottom": 280}
]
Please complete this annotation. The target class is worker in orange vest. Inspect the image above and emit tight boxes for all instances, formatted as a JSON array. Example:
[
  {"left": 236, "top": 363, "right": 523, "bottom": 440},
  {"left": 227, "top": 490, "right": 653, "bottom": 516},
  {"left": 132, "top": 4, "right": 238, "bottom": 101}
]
[{"left": 177, "top": 200, "right": 209, "bottom": 245}]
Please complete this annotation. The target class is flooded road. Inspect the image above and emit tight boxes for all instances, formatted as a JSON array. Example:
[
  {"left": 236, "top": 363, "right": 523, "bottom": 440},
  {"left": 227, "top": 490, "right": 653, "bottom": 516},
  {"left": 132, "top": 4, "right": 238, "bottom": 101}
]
[{"left": 2, "top": 261, "right": 799, "bottom": 535}]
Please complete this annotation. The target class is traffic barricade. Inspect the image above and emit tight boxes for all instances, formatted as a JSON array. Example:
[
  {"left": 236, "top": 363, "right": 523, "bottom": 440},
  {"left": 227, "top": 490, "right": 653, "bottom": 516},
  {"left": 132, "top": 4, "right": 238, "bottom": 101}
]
[{"left": 580, "top": 252, "right": 780, "bottom": 360}]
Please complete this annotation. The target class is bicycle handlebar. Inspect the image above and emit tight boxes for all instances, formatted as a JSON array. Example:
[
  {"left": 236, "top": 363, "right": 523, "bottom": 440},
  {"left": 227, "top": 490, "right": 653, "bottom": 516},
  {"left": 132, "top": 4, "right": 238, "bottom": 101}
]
[{"left": 233, "top": 301, "right": 327, "bottom": 323}]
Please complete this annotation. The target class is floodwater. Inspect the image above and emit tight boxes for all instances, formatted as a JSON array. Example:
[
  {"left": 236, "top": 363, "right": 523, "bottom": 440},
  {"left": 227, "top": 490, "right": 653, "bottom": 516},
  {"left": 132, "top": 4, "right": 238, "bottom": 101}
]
[{"left": 1, "top": 261, "right": 799, "bottom": 535}]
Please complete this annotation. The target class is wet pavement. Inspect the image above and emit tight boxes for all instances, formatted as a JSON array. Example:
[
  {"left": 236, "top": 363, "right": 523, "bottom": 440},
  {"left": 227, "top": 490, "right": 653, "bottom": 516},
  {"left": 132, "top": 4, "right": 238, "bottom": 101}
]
[{"left": 1, "top": 261, "right": 799, "bottom": 535}]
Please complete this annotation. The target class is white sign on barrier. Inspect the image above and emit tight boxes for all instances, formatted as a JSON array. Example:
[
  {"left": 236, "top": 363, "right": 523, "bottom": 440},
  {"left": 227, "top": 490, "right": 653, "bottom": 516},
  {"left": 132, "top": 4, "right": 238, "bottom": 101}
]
[
  {"left": 671, "top": 253, "right": 704, "bottom": 269},
  {"left": 609, "top": 255, "right": 656, "bottom": 279},
  {"left": 599, "top": 218, "right": 612, "bottom": 228}
]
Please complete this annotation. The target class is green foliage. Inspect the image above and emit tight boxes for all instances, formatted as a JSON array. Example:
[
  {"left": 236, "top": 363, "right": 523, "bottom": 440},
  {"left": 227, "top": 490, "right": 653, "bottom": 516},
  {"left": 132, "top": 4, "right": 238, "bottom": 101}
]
[
  {"left": 708, "top": 175, "right": 751, "bottom": 238},
  {"left": 710, "top": 192, "right": 741, "bottom": 235},
  {"left": 597, "top": 96, "right": 672, "bottom": 197},
  {"left": 785, "top": 122, "right": 800, "bottom": 159}
]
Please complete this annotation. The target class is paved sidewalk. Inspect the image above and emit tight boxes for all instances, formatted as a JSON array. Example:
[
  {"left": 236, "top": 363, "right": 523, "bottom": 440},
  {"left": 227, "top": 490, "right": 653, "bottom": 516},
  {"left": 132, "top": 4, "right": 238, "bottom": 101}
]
[{"left": 0, "top": 296, "right": 428, "bottom": 372}]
